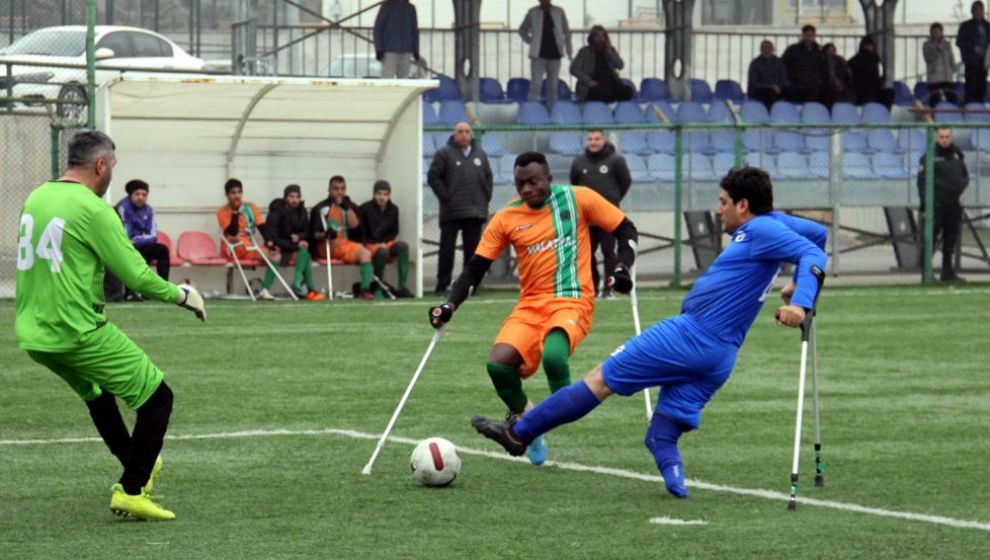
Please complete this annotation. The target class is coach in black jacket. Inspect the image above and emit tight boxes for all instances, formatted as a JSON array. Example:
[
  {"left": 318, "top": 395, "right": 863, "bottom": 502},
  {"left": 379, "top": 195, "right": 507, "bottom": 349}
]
[
  {"left": 918, "top": 128, "right": 969, "bottom": 282},
  {"left": 427, "top": 121, "right": 493, "bottom": 295},
  {"left": 957, "top": 1, "right": 990, "bottom": 104},
  {"left": 569, "top": 130, "right": 631, "bottom": 296}
]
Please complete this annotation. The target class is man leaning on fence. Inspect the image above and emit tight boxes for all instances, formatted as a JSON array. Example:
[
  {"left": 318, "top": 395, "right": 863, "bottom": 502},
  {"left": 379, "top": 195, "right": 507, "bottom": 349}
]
[
  {"left": 918, "top": 128, "right": 969, "bottom": 282},
  {"left": 518, "top": 0, "right": 572, "bottom": 107},
  {"left": 374, "top": 0, "right": 419, "bottom": 79}
]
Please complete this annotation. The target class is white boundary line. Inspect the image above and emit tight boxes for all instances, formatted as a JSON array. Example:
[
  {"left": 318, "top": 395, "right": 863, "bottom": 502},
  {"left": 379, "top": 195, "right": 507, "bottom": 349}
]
[
  {"left": 649, "top": 516, "right": 709, "bottom": 526},
  {"left": 3, "top": 426, "right": 988, "bottom": 533}
]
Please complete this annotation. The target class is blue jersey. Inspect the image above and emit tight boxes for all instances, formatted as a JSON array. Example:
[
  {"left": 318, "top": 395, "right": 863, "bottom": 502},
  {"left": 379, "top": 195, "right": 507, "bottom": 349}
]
[{"left": 681, "top": 212, "right": 828, "bottom": 346}]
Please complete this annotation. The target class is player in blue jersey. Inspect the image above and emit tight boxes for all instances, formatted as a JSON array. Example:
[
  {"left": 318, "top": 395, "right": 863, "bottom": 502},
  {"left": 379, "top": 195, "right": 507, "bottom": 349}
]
[{"left": 471, "top": 166, "right": 828, "bottom": 498}]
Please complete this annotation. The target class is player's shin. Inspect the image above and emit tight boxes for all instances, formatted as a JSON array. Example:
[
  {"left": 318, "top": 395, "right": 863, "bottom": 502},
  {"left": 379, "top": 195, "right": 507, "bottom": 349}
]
[
  {"left": 486, "top": 362, "right": 528, "bottom": 415},
  {"left": 85, "top": 390, "right": 131, "bottom": 467},
  {"left": 512, "top": 380, "right": 601, "bottom": 441},
  {"left": 542, "top": 330, "right": 571, "bottom": 393},
  {"left": 120, "top": 382, "right": 173, "bottom": 495}
]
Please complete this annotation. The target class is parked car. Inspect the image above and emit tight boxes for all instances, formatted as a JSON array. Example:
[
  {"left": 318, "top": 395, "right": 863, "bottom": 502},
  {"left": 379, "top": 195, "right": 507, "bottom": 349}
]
[{"left": 0, "top": 25, "right": 205, "bottom": 120}]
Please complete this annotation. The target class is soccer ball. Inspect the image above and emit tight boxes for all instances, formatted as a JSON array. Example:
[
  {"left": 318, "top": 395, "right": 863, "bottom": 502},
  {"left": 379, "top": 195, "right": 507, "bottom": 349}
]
[{"left": 410, "top": 437, "right": 461, "bottom": 487}]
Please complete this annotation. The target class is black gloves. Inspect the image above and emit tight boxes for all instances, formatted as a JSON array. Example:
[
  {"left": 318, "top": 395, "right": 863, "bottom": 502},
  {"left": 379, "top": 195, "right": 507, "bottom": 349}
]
[
  {"left": 224, "top": 210, "right": 240, "bottom": 237},
  {"left": 429, "top": 304, "right": 454, "bottom": 329},
  {"left": 607, "top": 265, "right": 633, "bottom": 294}
]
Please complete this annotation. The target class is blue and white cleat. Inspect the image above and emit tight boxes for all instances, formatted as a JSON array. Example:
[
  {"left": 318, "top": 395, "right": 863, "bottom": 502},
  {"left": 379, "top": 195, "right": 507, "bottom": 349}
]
[
  {"left": 526, "top": 434, "right": 548, "bottom": 466},
  {"left": 660, "top": 462, "right": 688, "bottom": 499}
]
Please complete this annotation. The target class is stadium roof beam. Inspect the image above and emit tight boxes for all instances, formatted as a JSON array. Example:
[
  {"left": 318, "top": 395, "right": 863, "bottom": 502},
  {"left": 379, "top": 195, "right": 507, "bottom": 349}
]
[
  {"left": 662, "top": 0, "right": 696, "bottom": 100},
  {"left": 858, "top": 0, "right": 899, "bottom": 87},
  {"left": 452, "top": 0, "right": 482, "bottom": 103}
]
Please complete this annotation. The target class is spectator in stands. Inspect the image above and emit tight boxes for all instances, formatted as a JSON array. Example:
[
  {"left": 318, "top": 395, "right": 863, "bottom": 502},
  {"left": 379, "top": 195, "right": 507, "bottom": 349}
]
[
  {"left": 218, "top": 178, "right": 277, "bottom": 299},
  {"left": 266, "top": 184, "right": 325, "bottom": 301},
  {"left": 848, "top": 36, "right": 893, "bottom": 107},
  {"left": 310, "top": 176, "right": 376, "bottom": 300},
  {"left": 358, "top": 180, "right": 414, "bottom": 298},
  {"left": 917, "top": 128, "right": 969, "bottom": 282},
  {"left": 570, "top": 26, "right": 634, "bottom": 103},
  {"left": 747, "top": 40, "right": 787, "bottom": 110},
  {"left": 427, "top": 121, "right": 493, "bottom": 296},
  {"left": 518, "top": 0, "right": 572, "bottom": 107},
  {"left": 569, "top": 129, "right": 631, "bottom": 297},
  {"left": 956, "top": 1, "right": 990, "bottom": 104},
  {"left": 924, "top": 23, "right": 959, "bottom": 107},
  {"left": 782, "top": 24, "right": 828, "bottom": 104},
  {"left": 108, "top": 179, "right": 169, "bottom": 301},
  {"left": 822, "top": 43, "right": 855, "bottom": 107},
  {"left": 373, "top": 0, "right": 419, "bottom": 79}
]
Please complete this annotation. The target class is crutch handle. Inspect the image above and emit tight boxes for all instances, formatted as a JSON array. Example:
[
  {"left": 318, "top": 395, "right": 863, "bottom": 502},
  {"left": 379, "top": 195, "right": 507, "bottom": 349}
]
[{"left": 800, "top": 266, "right": 826, "bottom": 340}]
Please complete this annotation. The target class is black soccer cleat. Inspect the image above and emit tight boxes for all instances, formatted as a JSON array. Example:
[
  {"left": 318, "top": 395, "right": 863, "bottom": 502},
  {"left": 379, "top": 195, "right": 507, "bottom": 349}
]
[{"left": 471, "top": 415, "right": 530, "bottom": 457}]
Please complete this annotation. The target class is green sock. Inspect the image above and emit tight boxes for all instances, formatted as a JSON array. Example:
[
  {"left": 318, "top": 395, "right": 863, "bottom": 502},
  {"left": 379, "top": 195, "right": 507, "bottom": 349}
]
[
  {"left": 262, "top": 267, "right": 276, "bottom": 290},
  {"left": 487, "top": 362, "right": 528, "bottom": 414},
  {"left": 294, "top": 250, "right": 312, "bottom": 292},
  {"left": 397, "top": 248, "right": 409, "bottom": 289},
  {"left": 359, "top": 262, "right": 373, "bottom": 290},
  {"left": 542, "top": 329, "right": 572, "bottom": 393}
]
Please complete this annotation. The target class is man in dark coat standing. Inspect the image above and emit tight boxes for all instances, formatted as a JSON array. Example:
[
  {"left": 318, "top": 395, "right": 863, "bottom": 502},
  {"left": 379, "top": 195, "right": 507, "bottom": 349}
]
[
  {"left": 918, "top": 128, "right": 969, "bottom": 282},
  {"left": 782, "top": 24, "right": 828, "bottom": 104},
  {"left": 957, "top": 1, "right": 990, "bottom": 104}
]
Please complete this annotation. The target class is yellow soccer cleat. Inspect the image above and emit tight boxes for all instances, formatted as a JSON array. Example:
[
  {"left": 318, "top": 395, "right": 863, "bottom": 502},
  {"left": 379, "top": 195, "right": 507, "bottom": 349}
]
[
  {"left": 142, "top": 455, "right": 164, "bottom": 495},
  {"left": 109, "top": 484, "right": 176, "bottom": 521}
]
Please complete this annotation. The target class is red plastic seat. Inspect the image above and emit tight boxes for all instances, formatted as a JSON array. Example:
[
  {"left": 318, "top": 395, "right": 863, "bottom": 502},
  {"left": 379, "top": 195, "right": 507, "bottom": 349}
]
[
  {"left": 177, "top": 232, "right": 228, "bottom": 266},
  {"left": 157, "top": 231, "right": 185, "bottom": 266}
]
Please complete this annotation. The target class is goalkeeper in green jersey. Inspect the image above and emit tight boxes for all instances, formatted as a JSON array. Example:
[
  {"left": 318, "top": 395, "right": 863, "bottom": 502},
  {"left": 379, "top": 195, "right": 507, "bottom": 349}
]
[{"left": 14, "top": 130, "right": 206, "bottom": 521}]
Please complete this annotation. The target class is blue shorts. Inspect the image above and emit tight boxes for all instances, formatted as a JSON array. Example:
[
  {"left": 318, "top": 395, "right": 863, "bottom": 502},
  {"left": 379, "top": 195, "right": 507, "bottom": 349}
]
[{"left": 602, "top": 314, "right": 737, "bottom": 429}]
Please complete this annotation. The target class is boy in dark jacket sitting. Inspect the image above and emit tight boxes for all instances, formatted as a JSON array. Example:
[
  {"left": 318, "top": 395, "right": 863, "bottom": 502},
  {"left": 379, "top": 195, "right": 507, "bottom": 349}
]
[
  {"left": 358, "top": 180, "right": 413, "bottom": 298},
  {"left": 266, "top": 184, "right": 325, "bottom": 300}
]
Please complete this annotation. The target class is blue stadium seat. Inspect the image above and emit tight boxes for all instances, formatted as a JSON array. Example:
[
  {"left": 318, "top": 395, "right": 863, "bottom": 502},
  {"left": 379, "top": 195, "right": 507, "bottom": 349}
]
[
  {"left": 618, "top": 131, "right": 652, "bottom": 156},
  {"left": 625, "top": 153, "right": 651, "bottom": 182},
  {"left": 711, "top": 130, "right": 739, "bottom": 153},
  {"left": 423, "top": 102, "right": 439, "bottom": 126},
  {"left": 740, "top": 101, "right": 771, "bottom": 123},
  {"left": 690, "top": 79, "right": 714, "bottom": 103},
  {"left": 713, "top": 79, "right": 745, "bottom": 103},
  {"left": 583, "top": 101, "right": 614, "bottom": 125},
  {"left": 803, "top": 131, "right": 830, "bottom": 153},
  {"left": 688, "top": 153, "right": 717, "bottom": 181},
  {"left": 862, "top": 102, "right": 891, "bottom": 123},
  {"left": 934, "top": 101, "right": 960, "bottom": 122},
  {"left": 965, "top": 102, "right": 990, "bottom": 122},
  {"left": 707, "top": 101, "right": 733, "bottom": 123},
  {"left": 506, "top": 78, "right": 530, "bottom": 103},
  {"left": 842, "top": 152, "right": 878, "bottom": 179},
  {"left": 422, "top": 133, "right": 436, "bottom": 157},
  {"left": 687, "top": 131, "right": 715, "bottom": 155},
  {"left": 898, "top": 128, "right": 926, "bottom": 153},
  {"left": 550, "top": 101, "right": 583, "bottom": 125},
  {"left": 892, "top": 81, "right": 913, "bottom": 106},
  {"left": 874, "top": 152, "right": 909, "bottom": 179},
  {"left": 425, "top": 75, "right": 461, "bottom": 102},
  {"left": 913, "top": 82, "right": 930, "bottom": 103},
  {"left": 742, "top": 130, "right": 766, "bottom": 152},
  {"left": 433, "top": 132, "right": 452, "bottom": 151},
  {"left": 801, "top": 102, "right": 831, "bottom": 125},
  {"left": 640, "top": 78, "right": 672, "bottom": 101},
  {"left": 776, "top": 151, "right": 813, "bottom": 179},
  {"left": 646, "top": 101, "right": 676, "bottom": 123},
  {"left": 422, "top": 158, "right": 430, "bottom": 184},
  {"left": 907, "top": 150, "right": 925, "bottom": 174},
  {"left": 540, "top": 80, "right": 573, "bottom": 102},
  {"left": 549, "top": 132, "right": 584, "bottom": 156},
  {"left": 517, "top": 101, "right": 551, "bottom": 125},
  {"left": 647, "top": 130, "right": 677, "bottom": 154},
  {"left": 745, "top": 152, "right": 777, "bottom": 176},
  {"left": 770, "top": 101, "right": 800, "bottom": 123},
  {"left": 773, "top": 130, "right": 805, "bottom": 153},
  {"left": 479, "top": 77, "right": 508, "bottom": 103},
  {"left": 437, "top": 99, "right": 469, "bottom": 126},
  {"left": 481, "top": 133, "right": 507, "bottom": 158},
  {"left": 806, "top": 151, "right": 831, "bottom": 179},
  {"left": 974, "top": 128, "right": 990, "bottom": 151},
  {"left": 648, "top": 153, "right": 677, "bottom": 181},
  {"left": 830, "top": 102, "right": 860, "bottom": 125},
  {"left": 677, "top": 101, "right": 709, "bottom": 123},
  {"left": 841, "top": 131, "right": 868, "bottom": 152},
  {"left": 713, "top": 152, "right": 737, "bottom": 176},
  {"left": 867, "top": 129, "right": 899, "bottom": 153},
  {"left": 621, "top": 78, "right": 638, "bottom": 100},
  {"left": 496, "top": 155, "right": 517, "bottom": 184},
  {"left": 614, "top": 101, "right": 646, "bottom": 124}
]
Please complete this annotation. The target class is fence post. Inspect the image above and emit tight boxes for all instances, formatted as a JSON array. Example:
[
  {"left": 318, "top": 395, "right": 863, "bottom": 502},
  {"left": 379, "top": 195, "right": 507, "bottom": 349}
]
[
  {"left": 50, "top": 124, "right": 60, "bottom": 181},
  {"left": 829, "top": 128, "right": 841, "bottom": 276},
  {"left": 922, "top": 124, "right": 936, "bottom": 285},
  {"left": 673, "top": 125, "right": 683, "bottom": 288},
  {"left": 86, "top": 0, "right": 96, "bottom": 129}
]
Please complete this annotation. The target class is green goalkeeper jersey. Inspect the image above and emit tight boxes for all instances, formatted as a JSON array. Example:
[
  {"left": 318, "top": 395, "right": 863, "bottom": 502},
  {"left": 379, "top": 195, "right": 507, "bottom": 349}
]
[{"left": 15, "top": 181, "right": 181, "bottom": 352}]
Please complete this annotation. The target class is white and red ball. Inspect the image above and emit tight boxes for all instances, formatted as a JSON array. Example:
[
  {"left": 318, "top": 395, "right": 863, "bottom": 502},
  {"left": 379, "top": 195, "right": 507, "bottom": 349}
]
[{"left": 410, "top": 437, "right": 461, "bottom": 487}]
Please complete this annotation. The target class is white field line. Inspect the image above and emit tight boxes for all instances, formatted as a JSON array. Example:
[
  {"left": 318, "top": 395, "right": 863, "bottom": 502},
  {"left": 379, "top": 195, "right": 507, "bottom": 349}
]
[
  {"left": 649, "top": 517, "right": 709, "bottom": 526},
  {"left": 3, "top": 426, "right": 989, "bottom": 533}
]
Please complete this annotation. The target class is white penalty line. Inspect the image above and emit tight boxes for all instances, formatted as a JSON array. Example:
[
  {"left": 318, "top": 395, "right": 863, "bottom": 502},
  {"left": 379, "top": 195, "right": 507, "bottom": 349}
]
[
  {"left": 3, "top": 426, "right": 989, "bottom": 533},
  {"left": 649, "top": 516, "right": 708, "bottom": 526}
]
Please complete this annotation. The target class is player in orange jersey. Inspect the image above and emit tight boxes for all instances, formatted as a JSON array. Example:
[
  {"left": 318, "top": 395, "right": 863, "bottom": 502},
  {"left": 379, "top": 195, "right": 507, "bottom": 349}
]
[{"left": 428, "top": 151, "right": 638, "bottom": 465}]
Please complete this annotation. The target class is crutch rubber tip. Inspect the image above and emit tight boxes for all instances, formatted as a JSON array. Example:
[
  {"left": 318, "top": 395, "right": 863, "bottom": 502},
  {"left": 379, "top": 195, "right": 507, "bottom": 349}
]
[
  {"left": 814, "top": 474, "right": 825, "bottom": 487},
  {"left": 787, "top": 499, "right": 797, "bottom": 511}
]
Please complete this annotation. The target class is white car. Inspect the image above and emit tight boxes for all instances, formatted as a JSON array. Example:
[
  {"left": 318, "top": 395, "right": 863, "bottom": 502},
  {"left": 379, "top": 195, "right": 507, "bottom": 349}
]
[{"left": 0, "top": 25, "right": 205, "bottom": 119}]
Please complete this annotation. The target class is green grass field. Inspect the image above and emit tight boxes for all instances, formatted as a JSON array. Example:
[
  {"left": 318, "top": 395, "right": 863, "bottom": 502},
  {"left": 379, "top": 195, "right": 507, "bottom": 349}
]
[{"left": 2, "top": 286, "right": 989, "bottom": 559}]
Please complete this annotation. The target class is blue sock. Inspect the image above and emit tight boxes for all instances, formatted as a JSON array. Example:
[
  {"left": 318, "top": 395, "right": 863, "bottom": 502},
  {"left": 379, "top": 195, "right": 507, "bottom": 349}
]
[
  {"left": 512, "top": 380, "right": 601, "bottom": 441},
  {"left": 645, "top": 413, "right": 689, "bottom": 498}
]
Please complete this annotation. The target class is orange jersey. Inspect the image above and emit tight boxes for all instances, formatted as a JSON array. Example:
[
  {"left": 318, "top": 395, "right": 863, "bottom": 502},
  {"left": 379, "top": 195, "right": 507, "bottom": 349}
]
[
  {"left": 217, "top": 202, "right": 265, "bottom": 237},
  {"left": 475, "top": 185, "right": 626, "bottom": 303}
]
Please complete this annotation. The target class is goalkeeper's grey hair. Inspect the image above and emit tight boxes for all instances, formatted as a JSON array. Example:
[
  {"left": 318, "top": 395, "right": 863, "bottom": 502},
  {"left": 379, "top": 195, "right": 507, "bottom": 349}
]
[{"left": 67, "top": 130, "right": 116, "bottom": 168}]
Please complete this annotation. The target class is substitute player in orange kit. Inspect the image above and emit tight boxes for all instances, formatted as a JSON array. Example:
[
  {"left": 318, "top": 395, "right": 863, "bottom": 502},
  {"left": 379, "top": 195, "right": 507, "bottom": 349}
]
[{"left": 428, "top": 151, "right": 638, "bottom": 465}]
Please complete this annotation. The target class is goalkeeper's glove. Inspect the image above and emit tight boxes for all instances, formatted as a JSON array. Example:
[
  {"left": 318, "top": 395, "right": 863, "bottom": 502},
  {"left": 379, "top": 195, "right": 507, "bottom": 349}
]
[
  {"left": 428, "top": 303, "right": 454, "bottom": 329},
  {"left": 177, "top": 284, "right": 207, "bottom": 322},
  {"left": 607, "top": 265, "right": 633, "bottom": 294}
]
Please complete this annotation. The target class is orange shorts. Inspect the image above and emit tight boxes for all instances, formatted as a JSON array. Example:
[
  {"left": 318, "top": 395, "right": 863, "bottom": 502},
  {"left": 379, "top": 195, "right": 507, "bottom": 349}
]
[
  {"left": 494, "top": 299, "right": 594, "bottom": 378},
  {"left": 330, "top": 239, "right": 366, "bottom": 264}
]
